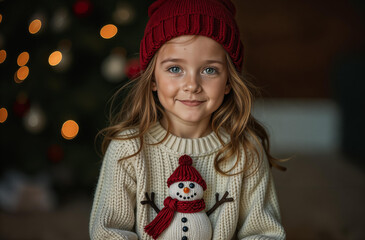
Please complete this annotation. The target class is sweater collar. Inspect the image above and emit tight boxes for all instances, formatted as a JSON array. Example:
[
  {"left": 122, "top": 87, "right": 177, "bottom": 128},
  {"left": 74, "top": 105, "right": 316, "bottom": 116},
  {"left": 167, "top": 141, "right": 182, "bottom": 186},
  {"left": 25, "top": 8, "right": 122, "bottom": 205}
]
[{"left": 146, "top": 121, "right": 230, "bottom": 157}]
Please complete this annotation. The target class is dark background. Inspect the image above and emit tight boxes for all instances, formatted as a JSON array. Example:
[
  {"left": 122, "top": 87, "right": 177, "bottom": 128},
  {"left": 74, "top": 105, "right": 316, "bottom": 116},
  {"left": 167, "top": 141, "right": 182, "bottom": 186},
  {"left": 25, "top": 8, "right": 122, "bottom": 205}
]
[{"left": 0, "top": 0, "right": 364, "bottom": 239}]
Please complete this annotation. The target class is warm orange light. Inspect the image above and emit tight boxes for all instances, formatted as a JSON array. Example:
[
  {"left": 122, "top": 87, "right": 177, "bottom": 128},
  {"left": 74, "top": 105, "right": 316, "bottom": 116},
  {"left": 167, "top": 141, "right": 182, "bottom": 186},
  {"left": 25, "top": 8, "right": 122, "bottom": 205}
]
[
  {"left": 61, "top": 120, "right": 79, "bottom": 140},
  {"left": 0, "top": 108, "right": 8, "bottom": 123},
  {"left": 16, "top": 66, "right": 29, "bottom": 81},
  {"left": 48, "top": 51, "right": 62, "bottom": 66},
  {"left": 29, "top": 19, "right": 42, "bottom": 34},
  {"left": 17, "top": 52, "right": 29, "bottom": 66},
  {"left": 100, "top": 24, "right": 118, "bottom": 39},
  {"left": 0, "top": 14, "right": 2, "bottom": 24},
  {"left": 0, "top": 50, "right": 6, "bottom": 64}
]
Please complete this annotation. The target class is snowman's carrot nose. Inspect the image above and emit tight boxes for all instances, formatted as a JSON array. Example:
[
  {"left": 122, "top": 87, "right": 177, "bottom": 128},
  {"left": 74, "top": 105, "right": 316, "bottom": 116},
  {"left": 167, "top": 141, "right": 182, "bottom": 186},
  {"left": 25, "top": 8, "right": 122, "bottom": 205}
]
[{"left": 183, "top": 187, "right": 190, "bottom": 193}]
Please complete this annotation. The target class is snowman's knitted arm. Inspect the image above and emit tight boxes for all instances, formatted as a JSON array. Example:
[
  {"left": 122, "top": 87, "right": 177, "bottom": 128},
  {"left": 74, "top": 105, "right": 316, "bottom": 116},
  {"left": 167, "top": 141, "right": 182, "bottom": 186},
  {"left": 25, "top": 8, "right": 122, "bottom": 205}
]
[
  {"left": 236, "top": 149, "right": 286, "bottom": 239},
  {"left": 89, "top": 138, "right": 138, "bottom": 240}
]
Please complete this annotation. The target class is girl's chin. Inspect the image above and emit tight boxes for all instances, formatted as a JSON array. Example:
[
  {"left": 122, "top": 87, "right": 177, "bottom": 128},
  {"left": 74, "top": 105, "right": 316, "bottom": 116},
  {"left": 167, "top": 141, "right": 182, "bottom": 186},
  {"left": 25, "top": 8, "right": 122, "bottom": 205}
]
[
  {"left": 178, "top": 117, "right": 210, "bottom": 125},
  {"left": 163, "top": 114, "right": 211, "bottom": 125}
]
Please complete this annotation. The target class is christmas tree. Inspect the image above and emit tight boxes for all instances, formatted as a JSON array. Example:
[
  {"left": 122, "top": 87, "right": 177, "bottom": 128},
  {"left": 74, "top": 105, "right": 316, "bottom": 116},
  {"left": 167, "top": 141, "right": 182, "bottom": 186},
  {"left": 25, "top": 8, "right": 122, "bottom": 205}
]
[{"left": 0, "top": 0, "right": 151, "bottom": 207}]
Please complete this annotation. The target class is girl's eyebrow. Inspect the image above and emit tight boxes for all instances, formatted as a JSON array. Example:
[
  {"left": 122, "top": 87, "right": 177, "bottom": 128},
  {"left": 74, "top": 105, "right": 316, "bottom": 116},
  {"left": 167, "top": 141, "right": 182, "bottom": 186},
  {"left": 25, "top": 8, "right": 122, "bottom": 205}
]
[
  {"left": 160, "top": 58, "right": 186, "bottom": 65},
  {"left": 160, "top": 58, "right": 224, "bottom": 65}
]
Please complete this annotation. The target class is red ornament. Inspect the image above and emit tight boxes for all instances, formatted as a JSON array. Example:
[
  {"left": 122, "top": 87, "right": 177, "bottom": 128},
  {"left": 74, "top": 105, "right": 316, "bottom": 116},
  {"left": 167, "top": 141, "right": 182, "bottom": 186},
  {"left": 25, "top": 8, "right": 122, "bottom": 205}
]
[
  {"left": 47, "top": 144, "right": 64, "bottom": 163},
  {"left": 125, "top": 58, "right": 142, "bottom": 79},
  {"left": 73, "top": 0, "right": 93, "bottom": 17}
]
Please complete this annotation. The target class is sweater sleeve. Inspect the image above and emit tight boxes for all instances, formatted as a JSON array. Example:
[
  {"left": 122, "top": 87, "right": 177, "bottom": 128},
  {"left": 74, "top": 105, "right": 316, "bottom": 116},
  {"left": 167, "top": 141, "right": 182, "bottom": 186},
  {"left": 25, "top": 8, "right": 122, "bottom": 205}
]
[
  {"left": 89, "top": 139, "right": 138, "bottom": 240},
  {"left": 236, "top": 150, "right": 286, "bottom": 240}
]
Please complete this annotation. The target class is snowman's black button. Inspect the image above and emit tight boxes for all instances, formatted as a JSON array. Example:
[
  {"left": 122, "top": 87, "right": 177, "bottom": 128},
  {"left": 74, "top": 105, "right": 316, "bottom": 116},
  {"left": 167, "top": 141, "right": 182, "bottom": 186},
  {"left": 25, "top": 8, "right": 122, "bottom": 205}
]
[
  {"left": 182, "top": 237, "right": 188, "bottom": 240},
  {"left": 183, "top": 226, "right": 188, "bottom": 232},
  {"left": 181, "top": 217, "right": 187, "bottom": 223}
]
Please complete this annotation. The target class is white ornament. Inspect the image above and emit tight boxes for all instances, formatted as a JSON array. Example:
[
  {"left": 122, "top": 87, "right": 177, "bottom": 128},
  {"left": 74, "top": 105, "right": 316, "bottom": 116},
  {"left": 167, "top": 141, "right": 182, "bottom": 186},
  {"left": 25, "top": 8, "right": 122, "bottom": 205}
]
[
  {"left": 113, "top": 2, "right": 135, "bottom": 25},
  {"left": 101, "top": 52, "right": 126, "bottom": 82},
  {"left": 51, "top": 8, "right": 71, "bottom": 32},
  {"left": 23, "top": 104, "right": 47, "bottom": 134}
]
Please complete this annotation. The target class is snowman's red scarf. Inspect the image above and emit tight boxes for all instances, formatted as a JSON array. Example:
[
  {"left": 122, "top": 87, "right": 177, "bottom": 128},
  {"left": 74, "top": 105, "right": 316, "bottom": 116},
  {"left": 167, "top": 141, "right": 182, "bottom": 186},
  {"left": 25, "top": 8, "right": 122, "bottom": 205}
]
[{"left": 144, "top": 196, "right": 206, "bottom": 239}]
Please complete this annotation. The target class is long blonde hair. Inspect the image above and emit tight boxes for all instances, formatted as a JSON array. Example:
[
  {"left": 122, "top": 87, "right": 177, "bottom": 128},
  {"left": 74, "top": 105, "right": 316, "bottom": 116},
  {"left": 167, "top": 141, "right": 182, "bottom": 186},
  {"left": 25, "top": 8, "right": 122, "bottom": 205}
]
[{"left": 97, "top": 48, "right": 286, "bottom": 176}]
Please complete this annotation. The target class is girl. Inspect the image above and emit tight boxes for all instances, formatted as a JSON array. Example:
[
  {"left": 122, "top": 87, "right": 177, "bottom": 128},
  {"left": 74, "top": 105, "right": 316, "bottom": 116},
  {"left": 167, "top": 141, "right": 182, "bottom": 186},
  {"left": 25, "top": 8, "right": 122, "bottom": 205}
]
[{"left": 90, "top": 0, "right": 286, "bottom": 239}]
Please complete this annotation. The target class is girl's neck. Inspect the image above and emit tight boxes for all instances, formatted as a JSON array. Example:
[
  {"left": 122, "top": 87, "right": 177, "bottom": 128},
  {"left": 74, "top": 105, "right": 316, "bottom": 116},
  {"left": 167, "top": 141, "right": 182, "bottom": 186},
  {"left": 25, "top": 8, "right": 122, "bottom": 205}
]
[{"left": 160, "top": 117, "right": 212, "bottom": 139}]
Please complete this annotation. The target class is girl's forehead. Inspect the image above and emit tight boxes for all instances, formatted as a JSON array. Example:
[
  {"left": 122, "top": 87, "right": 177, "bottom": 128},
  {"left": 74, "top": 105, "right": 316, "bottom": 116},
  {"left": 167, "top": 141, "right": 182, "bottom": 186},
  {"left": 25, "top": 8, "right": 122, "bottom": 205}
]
[
  {"left": 156, "top": 35, "right": 226, "bottom": 62},
  {"left": 167, "top": 35, "right": 197, "bottom": 44}
]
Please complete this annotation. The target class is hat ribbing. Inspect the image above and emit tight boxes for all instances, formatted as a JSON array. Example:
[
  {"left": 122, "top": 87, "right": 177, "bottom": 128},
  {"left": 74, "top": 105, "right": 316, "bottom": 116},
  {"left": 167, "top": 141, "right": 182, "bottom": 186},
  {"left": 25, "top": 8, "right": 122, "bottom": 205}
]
[{"left": 140, "top": 0, "right": 244, "bottom": 72}]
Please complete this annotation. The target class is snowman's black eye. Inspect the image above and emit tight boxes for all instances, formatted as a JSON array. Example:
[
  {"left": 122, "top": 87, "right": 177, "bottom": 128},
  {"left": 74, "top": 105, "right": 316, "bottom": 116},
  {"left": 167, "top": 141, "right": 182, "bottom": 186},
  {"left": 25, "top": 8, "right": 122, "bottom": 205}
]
[
  {"left": 178, "top": 183, "right": 184, "bottom": 188},
  {"left": 189, "top": 183, "right": 195, "bottom": 188}
]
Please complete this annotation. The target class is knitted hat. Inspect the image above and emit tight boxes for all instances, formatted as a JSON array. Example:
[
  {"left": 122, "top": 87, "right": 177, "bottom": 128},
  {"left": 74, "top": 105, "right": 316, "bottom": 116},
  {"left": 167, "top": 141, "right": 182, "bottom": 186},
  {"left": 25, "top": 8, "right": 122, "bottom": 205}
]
[
  {"left": 140, "top": 0, "right": 244, "bottom": 72},
  {"left": 167, "top": 155, "right": 207, "bottom": 190}
]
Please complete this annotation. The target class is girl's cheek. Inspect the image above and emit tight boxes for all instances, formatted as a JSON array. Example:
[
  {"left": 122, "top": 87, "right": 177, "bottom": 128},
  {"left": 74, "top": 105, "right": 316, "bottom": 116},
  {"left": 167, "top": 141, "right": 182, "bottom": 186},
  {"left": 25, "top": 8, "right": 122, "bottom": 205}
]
[{"left": 206, "top": 84, "right": 226, "bottom": 97}]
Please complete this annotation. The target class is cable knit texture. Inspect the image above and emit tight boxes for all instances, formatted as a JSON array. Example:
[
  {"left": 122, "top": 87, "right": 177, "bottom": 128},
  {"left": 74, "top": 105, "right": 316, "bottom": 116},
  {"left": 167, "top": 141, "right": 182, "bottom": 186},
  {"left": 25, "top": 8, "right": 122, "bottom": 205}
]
[{"left": 89, "top": 122, "right": 286, "bottom": 239}]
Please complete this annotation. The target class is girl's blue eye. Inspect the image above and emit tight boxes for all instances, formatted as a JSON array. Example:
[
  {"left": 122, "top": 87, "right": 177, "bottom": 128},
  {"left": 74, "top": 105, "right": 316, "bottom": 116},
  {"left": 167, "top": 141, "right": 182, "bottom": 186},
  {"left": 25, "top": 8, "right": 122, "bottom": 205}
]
[
  {"left": 203, "top": 67, "right": 216, "bottom": 75},
  {"left": 178, "top": 183, "right": 184, "bottom": 188},
  {"left": 189, "top": 183, "right": 195, "bottom": 188},
  {"left": 168, "top": 66, "right": 181, "bottom": 73}
]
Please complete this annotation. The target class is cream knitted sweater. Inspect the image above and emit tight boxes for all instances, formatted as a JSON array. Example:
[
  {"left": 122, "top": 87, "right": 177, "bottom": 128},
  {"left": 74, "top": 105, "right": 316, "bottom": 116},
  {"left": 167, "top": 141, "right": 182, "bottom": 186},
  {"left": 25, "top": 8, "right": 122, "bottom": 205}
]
[{"left": 89, "top": 123, "right": 286, "bottom": 240}]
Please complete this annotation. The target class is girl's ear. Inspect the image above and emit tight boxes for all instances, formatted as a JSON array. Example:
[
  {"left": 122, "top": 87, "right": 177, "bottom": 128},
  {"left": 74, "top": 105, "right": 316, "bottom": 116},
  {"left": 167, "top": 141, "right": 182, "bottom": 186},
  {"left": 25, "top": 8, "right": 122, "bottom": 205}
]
[{"left": 224, "top": 82, "right": 231, "bottom": 94}]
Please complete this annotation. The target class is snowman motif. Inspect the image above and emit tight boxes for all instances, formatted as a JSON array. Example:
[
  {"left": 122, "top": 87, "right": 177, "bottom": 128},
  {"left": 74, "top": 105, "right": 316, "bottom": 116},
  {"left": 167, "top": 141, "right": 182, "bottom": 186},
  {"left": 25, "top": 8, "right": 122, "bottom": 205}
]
[{"left": 142, "top": 155, "right": 233, "bottom": 240}]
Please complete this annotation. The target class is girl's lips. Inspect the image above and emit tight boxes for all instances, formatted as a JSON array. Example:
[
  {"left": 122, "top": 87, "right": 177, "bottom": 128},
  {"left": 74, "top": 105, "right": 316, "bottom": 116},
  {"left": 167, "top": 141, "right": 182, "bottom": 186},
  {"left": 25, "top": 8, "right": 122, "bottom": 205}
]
[{"left": 179, "top": 100, "right": 205, "bottom": 106}]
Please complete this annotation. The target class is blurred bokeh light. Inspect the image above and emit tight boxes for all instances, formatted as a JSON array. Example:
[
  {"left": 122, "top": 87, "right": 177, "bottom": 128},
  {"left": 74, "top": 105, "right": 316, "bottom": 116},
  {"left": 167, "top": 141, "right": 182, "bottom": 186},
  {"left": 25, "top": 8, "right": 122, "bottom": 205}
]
[
  {"left": 29, "top": 19, "right": 42, "bottom": 34},
  {"left": 48, "top": 51, "right": 62, "bottom": 66},
  {"left": 0, "top": 107, "right": 8, "bottom": 123},
  {"left": 16, "top": 66, "right": 29, "bottom": 81},
  {"left": 17, "top": 52, "right": 29, "bottom": 66},
  {"left": 100, "top": 24, "right": 117, "bottom": 39},
  {"left": 0, "top": 49, "right": 6, "bottom": 64},
  {"left": 61, "top": 120, "right": 79, "bottom": 140}
]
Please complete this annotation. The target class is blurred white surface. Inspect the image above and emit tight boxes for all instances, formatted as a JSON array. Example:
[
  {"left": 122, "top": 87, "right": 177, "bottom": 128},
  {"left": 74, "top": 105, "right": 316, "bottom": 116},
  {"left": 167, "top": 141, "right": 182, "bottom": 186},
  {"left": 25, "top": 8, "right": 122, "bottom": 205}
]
[{"left": 253, "top": 99, "right": 341, "bottom": 154}]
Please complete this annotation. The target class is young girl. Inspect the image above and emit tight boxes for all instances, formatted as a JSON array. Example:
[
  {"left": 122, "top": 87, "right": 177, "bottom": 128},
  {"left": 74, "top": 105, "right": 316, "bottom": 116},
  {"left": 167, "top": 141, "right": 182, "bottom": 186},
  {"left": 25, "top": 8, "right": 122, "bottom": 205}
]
[{"left": 90, "top": 0, "right": 286, "bottom": 239}]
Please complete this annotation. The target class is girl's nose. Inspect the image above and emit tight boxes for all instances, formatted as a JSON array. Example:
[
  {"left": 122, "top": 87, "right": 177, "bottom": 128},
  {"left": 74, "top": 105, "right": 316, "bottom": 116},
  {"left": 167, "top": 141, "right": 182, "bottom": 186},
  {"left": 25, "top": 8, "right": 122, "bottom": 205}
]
[
  {"left": 183, "top": 187, "right": 190, "bottom": 193},
  {"left": 183, "top": 73, "right": 201, "bottom": 93}
]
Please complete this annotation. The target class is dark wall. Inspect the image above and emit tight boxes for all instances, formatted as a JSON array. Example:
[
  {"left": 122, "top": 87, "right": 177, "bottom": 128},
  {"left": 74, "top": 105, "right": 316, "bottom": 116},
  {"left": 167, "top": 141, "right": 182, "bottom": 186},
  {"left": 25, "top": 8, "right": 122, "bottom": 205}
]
[{"left": 233, "top": 0, "right": 364, "bottom": 98}]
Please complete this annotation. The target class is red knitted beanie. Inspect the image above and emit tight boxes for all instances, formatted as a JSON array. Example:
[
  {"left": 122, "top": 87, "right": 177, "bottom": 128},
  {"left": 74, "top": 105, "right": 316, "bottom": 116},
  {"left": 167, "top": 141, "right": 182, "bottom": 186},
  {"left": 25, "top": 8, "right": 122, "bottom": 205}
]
[
  {"left": 140, "top": 0, "right": 244, "bottom": 72},
  {"left": 167, "top": 155, "right": 207, "bottom": 190}
]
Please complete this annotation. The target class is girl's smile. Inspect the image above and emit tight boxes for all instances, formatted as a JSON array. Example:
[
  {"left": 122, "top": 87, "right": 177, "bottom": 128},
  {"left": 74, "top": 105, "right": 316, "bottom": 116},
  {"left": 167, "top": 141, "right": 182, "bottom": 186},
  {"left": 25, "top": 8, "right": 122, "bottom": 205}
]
[
  {"left": 153, "top": 35, "right": 231, "bottom": 138},
  {"left": 178, "top": 100, "right": 206, "bottom": 107}
]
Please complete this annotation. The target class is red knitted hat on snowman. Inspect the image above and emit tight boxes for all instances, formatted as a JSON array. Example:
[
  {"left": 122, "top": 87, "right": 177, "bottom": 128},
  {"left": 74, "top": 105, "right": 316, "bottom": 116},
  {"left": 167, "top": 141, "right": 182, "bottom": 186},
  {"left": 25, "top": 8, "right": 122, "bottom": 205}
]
[
  {"left": 140, "top": 0, "right": 244, "bottom": 72},
  {"left": 167, "top": 155, "right": 207, "bottom": 190}
]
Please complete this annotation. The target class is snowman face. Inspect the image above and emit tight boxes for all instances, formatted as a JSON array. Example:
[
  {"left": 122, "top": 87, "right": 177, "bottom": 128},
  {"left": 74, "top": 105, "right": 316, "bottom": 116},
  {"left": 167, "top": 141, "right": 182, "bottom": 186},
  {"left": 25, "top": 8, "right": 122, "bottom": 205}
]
[{"left": 169, "top": 181, "right": 204, "bottom": 201}]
